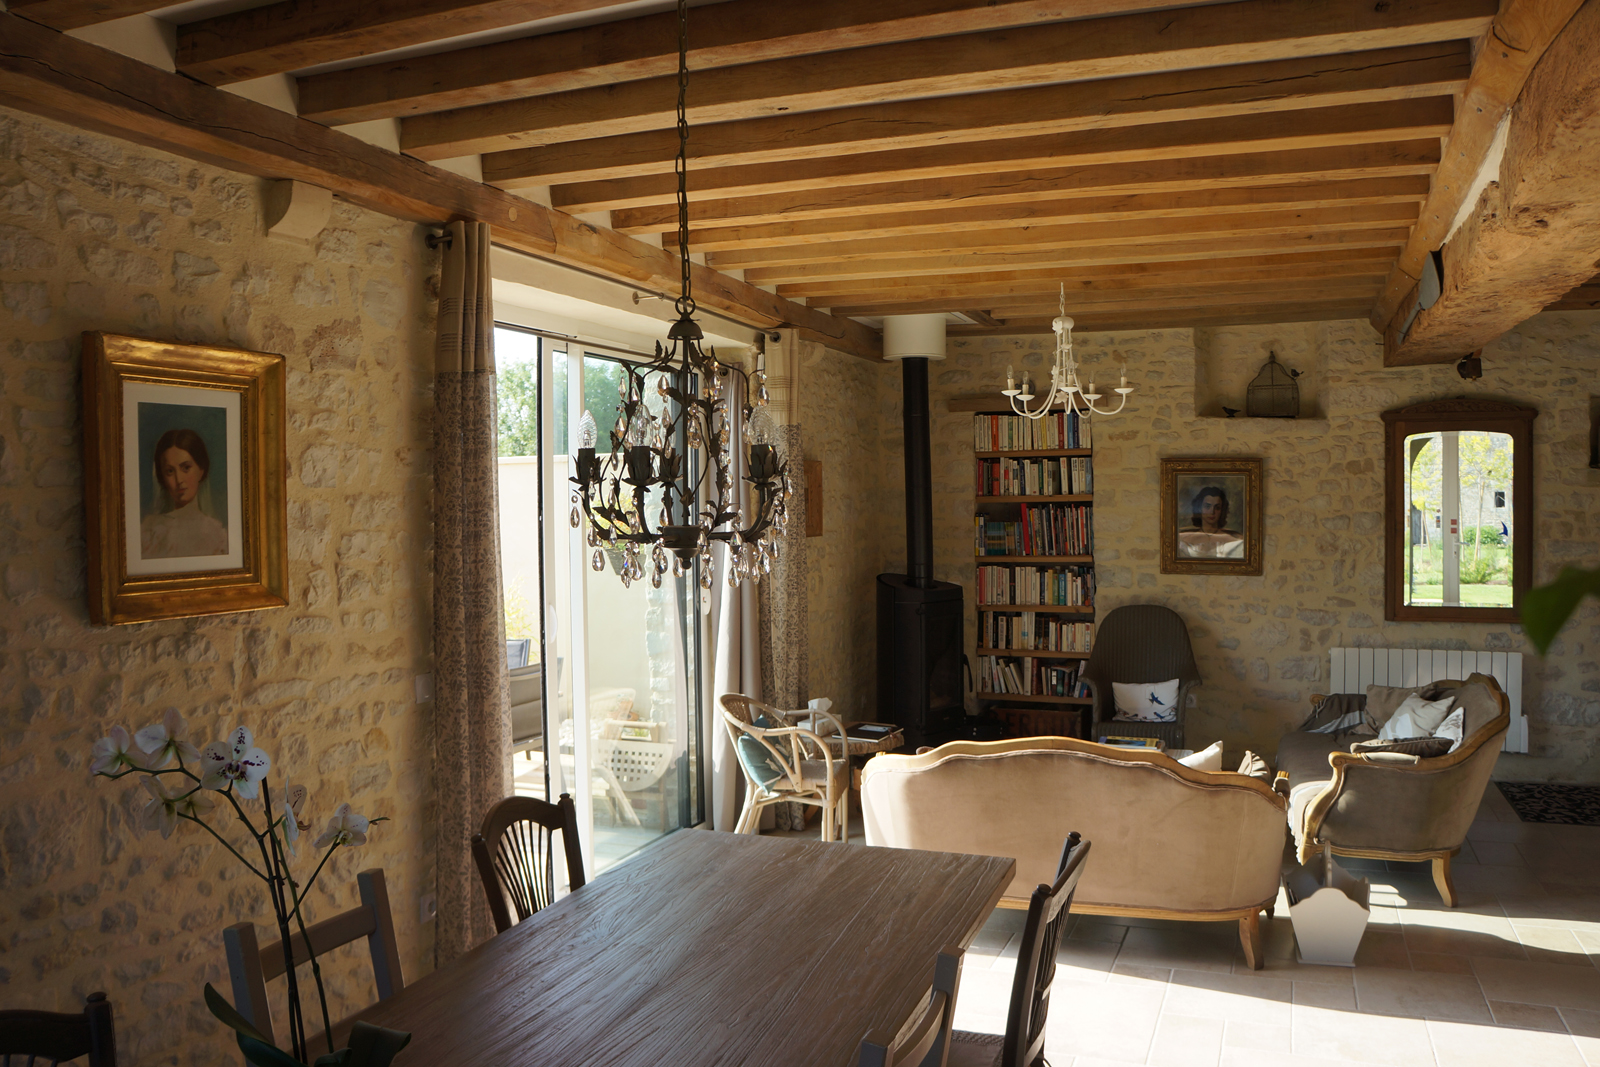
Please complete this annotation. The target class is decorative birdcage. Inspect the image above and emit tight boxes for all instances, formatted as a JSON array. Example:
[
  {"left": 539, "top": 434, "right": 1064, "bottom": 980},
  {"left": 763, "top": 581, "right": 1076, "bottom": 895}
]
[{"left": 1245, "top": 352, "right": 1300, "bottom": 418}]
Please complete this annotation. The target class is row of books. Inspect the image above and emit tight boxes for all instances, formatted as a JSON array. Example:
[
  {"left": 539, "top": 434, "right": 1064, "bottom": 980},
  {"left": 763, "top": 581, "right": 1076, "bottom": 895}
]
[
  {"left": 975, "top": 456, "right": 1093, "bottom": 497},
  {"left": 976, "top": 564, "right": 1094, "bottom": 607},
  {"left": 975, "top": 505, "right": 1093, "bottom": 557},
  {"left": 980, "top": 613, "right": 1094, "bottom": 652},
  {"left": 978, "top": 655, "right": 1092, "bottom": 697},
  {"left": 973, "top": 412, "right": 1091, "bottom": 452}
]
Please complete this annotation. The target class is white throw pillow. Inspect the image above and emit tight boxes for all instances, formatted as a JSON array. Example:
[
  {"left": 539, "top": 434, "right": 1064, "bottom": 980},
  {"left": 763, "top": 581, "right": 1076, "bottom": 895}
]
[
  {"left": 1178, "top": 740, "right": 1224, "bottom": 772},
  {"left": 1433, "top": 707, "right": 1465, "bottom": 753},
  {"left": 1376, "top": 694, "right": 1454, "bottom": 741},
  {"left": 1112, "top": 678, "right": 1181, "bottom": 722}
]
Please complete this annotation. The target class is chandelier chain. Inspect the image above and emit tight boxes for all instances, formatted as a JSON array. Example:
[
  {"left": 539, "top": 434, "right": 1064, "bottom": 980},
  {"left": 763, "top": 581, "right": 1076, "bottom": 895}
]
[{"left": 674, "top": 0, "right": 693, "bottom": 317}]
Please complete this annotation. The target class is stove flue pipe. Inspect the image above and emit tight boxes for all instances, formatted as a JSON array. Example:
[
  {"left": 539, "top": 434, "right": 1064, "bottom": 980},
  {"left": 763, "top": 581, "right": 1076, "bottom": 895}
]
[{"left": 883, "top": 314, "right": 947, "bottom": 589}]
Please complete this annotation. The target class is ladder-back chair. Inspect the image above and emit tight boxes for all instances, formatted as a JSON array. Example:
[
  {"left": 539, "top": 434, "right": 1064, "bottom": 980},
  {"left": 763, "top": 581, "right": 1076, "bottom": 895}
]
[
  {"left": 0, "top": 992, "right": 116, "bottom": 1067},
  {"left": 858, "top": 948, "right": 963, "bottom": 1067},
  {"left": 472, "top": 793, "right": 586, "bottom": 935}
]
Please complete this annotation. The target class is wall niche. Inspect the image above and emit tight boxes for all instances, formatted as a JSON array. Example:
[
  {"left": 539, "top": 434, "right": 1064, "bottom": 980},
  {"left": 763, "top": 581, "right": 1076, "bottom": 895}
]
[{"left": 1193, "top": 322, "right": 1327, "bottom": 421}]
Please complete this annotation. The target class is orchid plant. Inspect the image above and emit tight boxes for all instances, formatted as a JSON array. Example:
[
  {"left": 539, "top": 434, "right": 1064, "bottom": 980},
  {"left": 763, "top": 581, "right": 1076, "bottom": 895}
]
[{"left": 90, "top": 712, "right": 398, "bottom": 1066}]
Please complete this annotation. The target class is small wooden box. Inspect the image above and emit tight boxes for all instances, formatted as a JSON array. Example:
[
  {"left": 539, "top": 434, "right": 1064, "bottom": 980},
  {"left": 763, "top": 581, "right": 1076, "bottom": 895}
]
[{"left": 991, "top": 705, "right": 1083, "bottom": 740}]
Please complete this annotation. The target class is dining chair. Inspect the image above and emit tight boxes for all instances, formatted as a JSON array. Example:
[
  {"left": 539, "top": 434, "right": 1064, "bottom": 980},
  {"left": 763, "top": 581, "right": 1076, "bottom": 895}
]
[
  {"left": 719, "top": 694, "right": 850, "bottom": 841},
  {"left": 472, "top": 793, "right": 586, "bottom": 934},
  {"left": 948, "top": 832, "right": 1091, "bottom": 1067},
  {"left": 222, "top": 868, "right": 404, "bottom": 1052},
  {"left": 0, "top": 991, "right": 116, "bottom": 1066},
  {"left": 858, "top": 947, "right": 963, "bottom": 1067}
]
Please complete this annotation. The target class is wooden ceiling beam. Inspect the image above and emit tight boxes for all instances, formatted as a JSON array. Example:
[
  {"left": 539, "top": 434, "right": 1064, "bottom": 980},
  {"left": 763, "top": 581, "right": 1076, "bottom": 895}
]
[
  {"left": 548, "top": 98, "right": 1453, "bottom": 212},
  {"left": 1544, "top": 278, "right": 1600, "bottom": 312},
  {"left": 610, "top": 140, "right": 1443, "bottom": 233},
  {"left": 1382, "top": 0, "right": 1600, "bottom": 365},
  {"left": 482, "top": 42, "right": 1470, "bottom": 186},
  {"left": 952, "top": 301, "right": 1377, "bottom": 334},
  {"left": 0, "top": 10, "right": 879, "bottom": 361},
  {"left": 7, "top": 0, "right": 169, "bottom": 31},
  {"left": 176, "top": 0, "right": 623, "bottom": 87},
  {"left": 832, "top": 279, "right": 1385, "bottom": 317},
  {"left": 686, "top": 177, "right": 1430, "bottom": 251},
  {"left": 296, "top": 0, "right": 1177, "bottom": 125},
  {"left": 402, "top": 0, "right": 1494, "bottom": 159},
  {"left": 743, "top": 229, "right": 1410, "bottom": 285},
  {"left": 1369, "top": 0, "right": 1587, "bottom": 331},
  {"left": 710, "top": 203, "right": 1419, "bottom": 270}
]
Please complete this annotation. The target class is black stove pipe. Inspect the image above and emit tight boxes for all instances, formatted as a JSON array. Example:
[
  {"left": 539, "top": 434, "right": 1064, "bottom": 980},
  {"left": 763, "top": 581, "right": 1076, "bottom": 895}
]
[{"left": 901, "top": 356, "right": 934, "bottom": 589}]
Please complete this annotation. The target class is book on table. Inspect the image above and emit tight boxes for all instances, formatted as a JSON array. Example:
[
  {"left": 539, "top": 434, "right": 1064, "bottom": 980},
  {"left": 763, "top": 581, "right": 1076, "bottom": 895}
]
[{"left": 1097, "top": 735, "right": 1166, "bottom": 750}]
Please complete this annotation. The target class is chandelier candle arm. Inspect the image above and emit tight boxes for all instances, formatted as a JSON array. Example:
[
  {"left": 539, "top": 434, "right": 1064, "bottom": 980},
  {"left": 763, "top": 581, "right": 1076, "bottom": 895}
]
[{"left": 1003, "top": 284, "right": 1135, "bottom": 420}]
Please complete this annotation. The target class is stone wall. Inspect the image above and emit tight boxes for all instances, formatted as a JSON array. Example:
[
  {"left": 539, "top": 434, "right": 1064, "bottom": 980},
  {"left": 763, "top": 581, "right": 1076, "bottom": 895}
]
[
  {"left": 0, "top": 106, "right": 437, "bottom": 1064},
  {"left": 847, "top": 315, "right": 1600, "bottom": 780}
]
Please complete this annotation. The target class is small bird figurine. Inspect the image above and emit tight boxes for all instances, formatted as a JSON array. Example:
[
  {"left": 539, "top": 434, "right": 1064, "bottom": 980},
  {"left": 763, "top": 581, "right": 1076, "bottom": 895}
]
[{"left": 1222, "top": 406, "right": 1240, "bottom": 418}]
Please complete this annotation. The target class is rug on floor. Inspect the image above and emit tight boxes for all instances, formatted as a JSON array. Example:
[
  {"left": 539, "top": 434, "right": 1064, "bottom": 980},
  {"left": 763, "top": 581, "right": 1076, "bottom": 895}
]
[{"left": 1496, "top": 781, "right": 1600, "bottom": 825}]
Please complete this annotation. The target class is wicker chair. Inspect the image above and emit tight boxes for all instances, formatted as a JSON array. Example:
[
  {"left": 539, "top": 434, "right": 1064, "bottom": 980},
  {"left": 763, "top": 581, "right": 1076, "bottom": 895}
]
[
  {"left": 719, "top": 694, "right": 850, "bottom": 841},
  {"left": 1082, "top": 605, "right": 1200, "bottom": 750}
]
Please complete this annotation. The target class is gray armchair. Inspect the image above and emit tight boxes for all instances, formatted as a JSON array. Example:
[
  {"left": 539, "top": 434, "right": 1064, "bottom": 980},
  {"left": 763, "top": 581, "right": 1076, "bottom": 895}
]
[{"left": 1082, "top": 605, "right": 1200, "bottom": 750}]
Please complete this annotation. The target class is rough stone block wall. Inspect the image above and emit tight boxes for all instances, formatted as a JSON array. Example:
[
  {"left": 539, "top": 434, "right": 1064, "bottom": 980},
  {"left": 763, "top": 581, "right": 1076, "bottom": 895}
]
[{"left": 0, "top": 106, "right": 437, "bottom": 1064}]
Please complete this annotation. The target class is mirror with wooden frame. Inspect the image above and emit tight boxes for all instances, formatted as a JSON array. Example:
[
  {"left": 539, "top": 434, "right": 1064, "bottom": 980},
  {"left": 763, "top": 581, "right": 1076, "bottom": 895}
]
[{"left": 1382, "top": 398, "right": 1535, "bottom": 622}]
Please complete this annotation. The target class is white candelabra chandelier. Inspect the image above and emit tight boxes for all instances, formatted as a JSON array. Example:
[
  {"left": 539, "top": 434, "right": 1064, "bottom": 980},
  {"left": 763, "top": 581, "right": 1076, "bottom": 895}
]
[{"left": 1002, "top": 284, "right": 1134, "bottom": 420}]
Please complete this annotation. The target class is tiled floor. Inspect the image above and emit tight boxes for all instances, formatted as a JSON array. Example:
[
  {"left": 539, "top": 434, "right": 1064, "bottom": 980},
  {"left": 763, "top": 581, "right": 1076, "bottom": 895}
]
[{"left": 945, "top": 785, "right": 1600, "bottom": 1066}]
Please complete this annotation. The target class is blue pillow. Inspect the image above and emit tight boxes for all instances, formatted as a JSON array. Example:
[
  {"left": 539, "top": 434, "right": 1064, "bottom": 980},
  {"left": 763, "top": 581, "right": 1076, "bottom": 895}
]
[{"left": 735, "top": 714, "right": 788, "bottom": 792}]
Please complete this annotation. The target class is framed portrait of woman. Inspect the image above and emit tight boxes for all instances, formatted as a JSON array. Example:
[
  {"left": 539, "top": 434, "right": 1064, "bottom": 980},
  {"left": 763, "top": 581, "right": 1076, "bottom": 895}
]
[
  {"left": 1159, "top": 457, "right": 1264, "bottom": 576},
  {"left": 82, "top": 332, "right": 287, "bottom": 624}
]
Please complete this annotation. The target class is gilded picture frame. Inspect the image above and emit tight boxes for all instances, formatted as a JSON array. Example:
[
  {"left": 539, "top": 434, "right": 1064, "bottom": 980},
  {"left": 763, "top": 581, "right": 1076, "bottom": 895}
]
[
  {"left": 82, "top": 332, "right": 287, "bottom": 625},
  {"left": 1159, "top": 457, "right": 1264, "bottom": 576}
]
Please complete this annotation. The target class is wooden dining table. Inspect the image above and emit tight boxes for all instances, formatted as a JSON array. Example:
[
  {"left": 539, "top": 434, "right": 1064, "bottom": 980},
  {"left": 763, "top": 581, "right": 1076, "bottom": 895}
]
[{"left": 358, "top": 830, "right": 1015, "bottom": 1066}]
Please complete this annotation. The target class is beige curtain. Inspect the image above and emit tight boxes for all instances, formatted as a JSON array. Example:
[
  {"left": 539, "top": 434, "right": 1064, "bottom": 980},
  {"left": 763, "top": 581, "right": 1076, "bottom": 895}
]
[{"left": 432, "top": 219, "right": 512, "bottom": 960}]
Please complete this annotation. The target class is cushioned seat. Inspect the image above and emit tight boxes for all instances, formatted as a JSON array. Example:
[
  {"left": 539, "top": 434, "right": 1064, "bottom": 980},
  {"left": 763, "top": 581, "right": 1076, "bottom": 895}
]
[{"left": 1275, "top": 730, "right": 1354, "bottom": 844}]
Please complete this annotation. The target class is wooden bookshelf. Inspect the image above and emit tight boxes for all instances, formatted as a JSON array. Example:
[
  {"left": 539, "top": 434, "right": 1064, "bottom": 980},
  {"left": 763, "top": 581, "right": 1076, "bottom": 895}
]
[
  {"left": 975, "top": 449, "right": 1092, "bottom": 458},
  {"left": 975, "top": 555, "right": 1091, "bottom": 564},
  {"left": 975, "top": 693, "right": 1094, "bottom": 705},
  {"left": 975, "top": 494, "right": 1093, "bottom": 503},
  {"left": 976, "top": 604, "right": 1093, "bottom": 614},
  {"left": 976, "top": 648, "right": 1090, "bottom": 659}
]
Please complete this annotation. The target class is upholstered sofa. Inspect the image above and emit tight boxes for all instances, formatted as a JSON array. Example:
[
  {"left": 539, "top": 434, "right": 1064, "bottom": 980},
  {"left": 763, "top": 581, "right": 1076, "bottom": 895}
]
[
  {"left": 1275, "top": 674, "right": 1509, "bottom": 907},
  {"left": 860, "top": 737, "right": 1289, "bottom": 968}
]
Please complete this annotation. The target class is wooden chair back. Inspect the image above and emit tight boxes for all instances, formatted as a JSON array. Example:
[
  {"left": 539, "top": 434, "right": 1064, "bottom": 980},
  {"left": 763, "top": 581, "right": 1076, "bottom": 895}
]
[
  {"left": 1002, "top": 832, "right": 1090, "bottom": 1067},
  {"left": 472, "top": 793, "right": 586, "bottom": 935},
  {"left": 0, "top": 992, "right": 116, "bottom": 1067},
  {"left": 859, "top": 947, "right": 963, "bottom": 1067},
  {"left": 222, "top": 869, "right": 404, "bottom": 1049}
]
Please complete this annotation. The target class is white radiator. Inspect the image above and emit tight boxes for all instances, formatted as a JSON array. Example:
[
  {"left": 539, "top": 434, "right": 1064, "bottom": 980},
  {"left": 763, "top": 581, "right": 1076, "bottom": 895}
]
[{"left": 1327, "top": 647, "right": 1527, "bottom": 754}]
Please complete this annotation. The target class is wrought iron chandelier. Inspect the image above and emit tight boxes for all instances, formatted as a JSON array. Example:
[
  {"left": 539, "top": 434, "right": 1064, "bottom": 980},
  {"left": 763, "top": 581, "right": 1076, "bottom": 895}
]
[
  {"left": 569, "top": 0, "right": 790, "bottom": 590},
  {"left": 1002, "top": 284, "right": 1135, "bottom": 420}
]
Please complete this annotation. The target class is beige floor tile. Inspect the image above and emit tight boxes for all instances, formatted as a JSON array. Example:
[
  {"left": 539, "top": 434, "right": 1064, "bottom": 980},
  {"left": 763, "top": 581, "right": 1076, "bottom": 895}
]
[
  {"left": 970, "top": 907, "right": 1026, "bottom": 954},
  {"left": 1512, "top": 923, "right": 1597, "bottom": 968},
  {"left": 1118, "top": 923, "right": 1241, "bottom": 973},
  {"left": 1148, "top": 1013, "right": 1225, "bottom": 1067},
  {"left": 1162, "top": 969, "right": 1293, "bottom": 1027},
  {"left": 1293, "top": 983, "right": 1356, "bottom": 1010},
  {"left": 1350, "top": 929, "right": 1410, "bottom": 969},
  {"left": 1560, "top": 1007, "right": 1600, "bottom": 1067},
  {"left": 1056, "top": 940, "right": 1119, "bottom": 984},
  {"left": 1220, "top": 1047, "right": 1362, "bottom": 1067},
  {"left": 1070, "top": 917, "right": 1131, "bottom": 944},
  {"left": 1468, "top": 839, "right": 1528, "bottom": 866},
  {"left": 1109, "top": 962, "right": 1172, "bottom": 985},
  {"left": 1223, "top": 1021, "right": 1292, "bottom": 1053},
  {"left": 955, "top": 965, "right": 1020, "bottom": 1018},
  {"left": 1354, "top": 965, "right": 1491, "bottom": 1022},
  {"left": 1291, "top": 1002, "right": 1435, "bottom": 1067},
  {"left": 1488, "top": 1000, "right": 1568, "bottom": 1032},
  {"left": 1472, "top": 957, "right": 1600, "bottom": 1010},
  {"left": 1427, "top": 1018, "right": 1587, "bottom": 1067},
  {"left": 1408, "top": 951, "right": 1476, "bottom": 975},
  {"left": 1243, "top": 954, "right": 1355, "bottom": 985},
  {"left": 1398, "top": 908, "right": 1526, "bottom": 961},
  {"left": 1039, "top": 978, "right": 1164, "bottom": 1064}
]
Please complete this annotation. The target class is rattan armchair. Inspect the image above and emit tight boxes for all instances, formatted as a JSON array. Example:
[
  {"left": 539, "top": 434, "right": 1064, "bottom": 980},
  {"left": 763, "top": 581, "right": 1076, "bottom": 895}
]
[{"left": 719, "top": 694, "right": 850, "bottom": 841}]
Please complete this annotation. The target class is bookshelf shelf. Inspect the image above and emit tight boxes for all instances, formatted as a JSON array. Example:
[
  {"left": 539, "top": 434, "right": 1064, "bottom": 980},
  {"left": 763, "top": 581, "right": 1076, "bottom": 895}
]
[
  {"left": 975, "top": 449, "right": 1093, "bottom": 458},
  {"left": 976, "top": 648, "right": 1090, "bottom": 659},
  {"left": 977, "top": 604, "right": 1093, "bottom": 614},
  {"left": 975, "top": 494, "right": 1093, "bottom": 503},
  {"left": 975, "top": 555, "right": 1091, "bottom": 564},
  {"left": 976, "top": 693, "right": 1094, "bottom": 705}
]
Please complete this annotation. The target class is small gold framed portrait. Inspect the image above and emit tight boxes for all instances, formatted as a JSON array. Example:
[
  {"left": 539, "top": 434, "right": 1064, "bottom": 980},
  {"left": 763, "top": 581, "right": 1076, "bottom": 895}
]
[{"left": 1159, "top": 457, "right": 1264, "bottom": 576}]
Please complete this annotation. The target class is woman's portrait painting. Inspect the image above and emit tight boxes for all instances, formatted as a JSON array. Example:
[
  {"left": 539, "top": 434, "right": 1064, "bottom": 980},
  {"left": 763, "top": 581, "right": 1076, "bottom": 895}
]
[
  {"left": 122, "top": 383, "right": 244, "bottom": 576},
  {"left": 1160, "top": 457, "right": 1263, "bottom": 575}
]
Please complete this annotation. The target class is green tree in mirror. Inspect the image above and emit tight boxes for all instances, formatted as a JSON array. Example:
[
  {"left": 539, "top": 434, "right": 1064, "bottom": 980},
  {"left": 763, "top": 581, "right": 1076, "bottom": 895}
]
[{"left": 1522, "top": 566, "right": 1600, "bottom": 655}]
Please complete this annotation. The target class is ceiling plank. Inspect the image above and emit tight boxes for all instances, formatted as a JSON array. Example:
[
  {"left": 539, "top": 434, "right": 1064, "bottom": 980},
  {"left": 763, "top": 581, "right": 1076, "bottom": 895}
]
[
  {"left": 296, "top": 0, "right": 1184, "bottom": 125},
  {"left": 743, "top": 229, "right": 1411, "bottom": 285},
  {"left": 401, "top": 0, "right": 1494, "bottom": 158},
  {"left": 548, "top": 98, "right": 1454, "bottom": 212},
  {"left": 176, "top": 0, "right": 624, "bottom": 87},
  {"left": 1382, "top": 0, "right": 1600, "bottom": 365},
  {"left": 710, "top": 204, "right": 1419, "bottom": 270},
  {"left": 686, "top": 177, "right": 1430, "bottom": 250},
  {"left": 7, "top": 0, "right": 169, "bottom": 31},
  {"left": 0, "top": 10, "right": 879, "bottom": 360},
  {"left": 950, "top": 301, "right": 1378, "bottom": 334},
  {"left": 482, "top": 42, "right": 1470, "bottom": 186},
  {"left": 1544, "top": 280, "right": 1600, "bottom": 312},
  {"left": 831, "top": 279, "right": 1385, "bottom": 317},
  {"left": 1369, "top": 0, "right": 1588, "bottom": 330},
  {"left": 612, "top": 141, "right": 1444, "bottom": 232}
]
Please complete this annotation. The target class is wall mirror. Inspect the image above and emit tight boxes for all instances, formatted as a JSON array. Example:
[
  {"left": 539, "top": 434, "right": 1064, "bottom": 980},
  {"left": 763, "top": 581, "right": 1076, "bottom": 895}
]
[{"left": 1383, "top": 399, "right": 1535, "bottom": 622}]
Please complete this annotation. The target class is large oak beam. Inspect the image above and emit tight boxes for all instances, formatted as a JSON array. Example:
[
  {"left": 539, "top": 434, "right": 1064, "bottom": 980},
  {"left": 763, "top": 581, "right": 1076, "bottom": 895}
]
[
  {"left": 401, "top": 0, "right": 1494, "bottom": 159},
  {"left": 831, "top": 280, "right": 1384, "bottom": 317},
  {"left": 0, "top": 11, "right": 879, "bottom": 360},
  {"left": 482, "top": 43, "right": 1469, "bottom": 186},
  {"left": 1369, "top": 0, "right": 1587, "bottom": 329},
  {"left": 1382, "top": 0, "right": 1600, "bottom": 364},
  {"left": 952, "top": 301, "right": 1378, "bottom": 334},
  {"left": 295, "top": 0, "right": 1168, "bottom": 125},
  {"left": 7, "top": 0, "right": 168, "bottom": 31}
]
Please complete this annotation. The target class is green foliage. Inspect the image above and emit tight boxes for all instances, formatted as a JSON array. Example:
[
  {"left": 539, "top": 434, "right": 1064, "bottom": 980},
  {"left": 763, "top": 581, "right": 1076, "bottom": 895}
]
[
  {"left": 1463, "top": 525, "right": 1505, "bottom": 546},
  {"left": 1522, "top": 566, "right": 1600, "bottom": 655},
  {"left": 495, "top": 353, "right": 633, "bottom": 457},
  {"left": 206, "top": 984, "right": 411, "bottom": 1067},
  {"left": 504, "top": 582, "right": 537, "bottom": 641},
  {"left": 497, "top": 360, "right": 538, "bottom": 458}
]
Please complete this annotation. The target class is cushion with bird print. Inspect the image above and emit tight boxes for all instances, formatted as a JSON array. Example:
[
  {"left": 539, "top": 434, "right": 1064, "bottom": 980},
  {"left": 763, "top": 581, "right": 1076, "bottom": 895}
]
[{"left": 1111, "top": 679, "right": 1181, "bottom": 723}]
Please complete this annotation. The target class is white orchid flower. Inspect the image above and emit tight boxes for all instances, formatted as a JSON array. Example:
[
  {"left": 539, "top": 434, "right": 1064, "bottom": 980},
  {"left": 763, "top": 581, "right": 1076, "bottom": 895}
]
[
  {"left": 90, "top": 726, "right": 146, "bottom": 775},
  {"left": 140, "top": 777, "right": 216, "bottom": 839},
  {"left": 278, "top": 793, "right": 301, "bottom": 856},
  {"left": 133, "top": 709, "right": 202, "bottom": 768},
  {"left": 199, "top": 726, "right": 272, "bottom": 798},
  {"left": 313, "top": 803, "right": 370, "bottom": 849}
]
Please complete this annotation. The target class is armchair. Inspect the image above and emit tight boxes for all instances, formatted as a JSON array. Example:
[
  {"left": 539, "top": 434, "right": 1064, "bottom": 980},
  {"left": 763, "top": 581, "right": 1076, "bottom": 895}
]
[
  {"left": 719, "top": 695, "right": 850, "bottom": 841},
  {"left": 1082, "top": 605, "right": 1201, "bottom": 749}
]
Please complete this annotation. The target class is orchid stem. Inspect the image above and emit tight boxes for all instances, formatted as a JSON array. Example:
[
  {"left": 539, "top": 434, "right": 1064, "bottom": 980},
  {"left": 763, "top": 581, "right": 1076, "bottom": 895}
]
[{"left": 280, "top": 828, "right": 336, "bottom": 1056}]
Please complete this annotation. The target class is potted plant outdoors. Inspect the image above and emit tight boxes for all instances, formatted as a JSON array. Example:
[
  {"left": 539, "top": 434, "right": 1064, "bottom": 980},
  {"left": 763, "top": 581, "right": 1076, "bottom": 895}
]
[{"left": 89, "top": 713, "right": 410, "bottom": 1066}]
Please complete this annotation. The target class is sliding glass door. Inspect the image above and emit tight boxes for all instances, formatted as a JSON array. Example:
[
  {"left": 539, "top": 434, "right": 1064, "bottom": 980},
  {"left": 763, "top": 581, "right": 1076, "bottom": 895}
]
[{"left": 495, "top": 325, "right": 704, "bottom": 878}]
